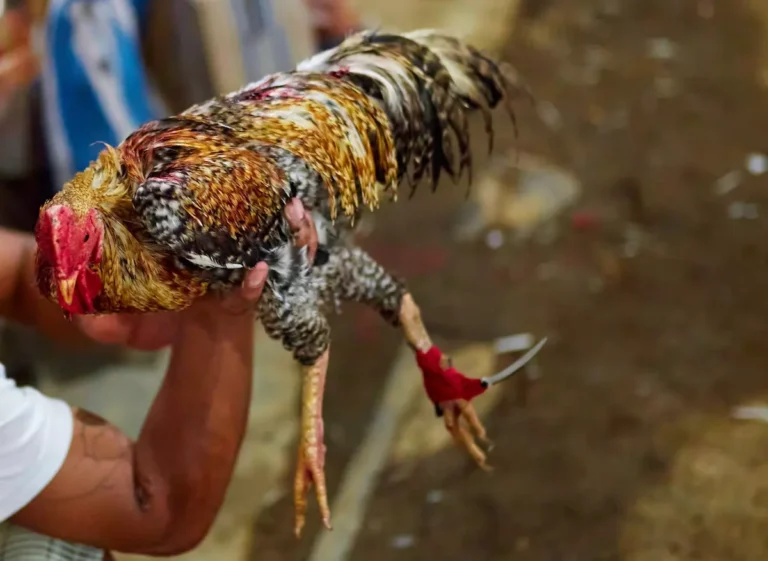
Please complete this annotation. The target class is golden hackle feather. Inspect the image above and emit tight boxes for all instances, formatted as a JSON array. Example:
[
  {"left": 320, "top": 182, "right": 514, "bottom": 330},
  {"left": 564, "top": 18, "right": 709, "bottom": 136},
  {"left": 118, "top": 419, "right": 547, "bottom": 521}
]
[
  {"left": 219, "top": 73, "right": 399, "bottom": 220},
  {"left": 98, "top": 220, "right": 206, "bottom": 313}
]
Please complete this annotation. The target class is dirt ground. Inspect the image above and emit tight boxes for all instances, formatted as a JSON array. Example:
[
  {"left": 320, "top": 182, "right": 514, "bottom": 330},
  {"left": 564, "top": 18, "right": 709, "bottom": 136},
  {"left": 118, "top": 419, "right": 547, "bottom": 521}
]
[{"left": 250, "top": 1, "right": 768, "bottom": 560}]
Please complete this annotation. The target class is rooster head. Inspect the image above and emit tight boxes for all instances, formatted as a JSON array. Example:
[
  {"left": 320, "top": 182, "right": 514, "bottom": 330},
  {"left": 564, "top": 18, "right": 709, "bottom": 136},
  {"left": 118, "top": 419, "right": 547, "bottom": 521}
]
[
  {"left": 35, "top": 202, "right": 105, "bottom": 316},
  {"left": 33, "top": 149, "right": 129, "bottom": 315},
  {"left": 34, "top": 146, "right": 135, "bottom": 315}
]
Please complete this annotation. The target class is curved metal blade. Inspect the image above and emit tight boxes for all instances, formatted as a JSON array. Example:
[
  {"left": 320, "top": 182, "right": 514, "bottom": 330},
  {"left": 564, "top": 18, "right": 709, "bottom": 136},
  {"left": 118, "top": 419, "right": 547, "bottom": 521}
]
[{"left": 480, "top": 336, "right": 548, "bottom": 388}]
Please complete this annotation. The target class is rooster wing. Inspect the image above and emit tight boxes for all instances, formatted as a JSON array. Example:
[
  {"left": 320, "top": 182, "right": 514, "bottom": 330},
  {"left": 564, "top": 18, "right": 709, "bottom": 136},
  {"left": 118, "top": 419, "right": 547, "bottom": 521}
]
[{"left": 124, "top": 117, "right": 291, "bottom": 277}]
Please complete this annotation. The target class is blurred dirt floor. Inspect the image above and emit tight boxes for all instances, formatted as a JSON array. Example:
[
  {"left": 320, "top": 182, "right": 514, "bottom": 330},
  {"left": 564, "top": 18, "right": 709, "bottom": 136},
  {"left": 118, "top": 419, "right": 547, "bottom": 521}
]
[{"left": 35, "top": 0, "right": 768, "bottom": 560}]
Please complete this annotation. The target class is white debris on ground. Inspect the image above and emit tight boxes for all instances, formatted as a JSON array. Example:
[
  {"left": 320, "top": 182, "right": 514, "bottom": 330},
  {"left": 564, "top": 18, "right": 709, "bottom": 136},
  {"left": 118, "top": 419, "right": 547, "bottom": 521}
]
[
  {"left": 536, "top": 100, "right": 563, "bottom": 131},
  {"left": 732, "top": 405, "right": 768, "bottom": 423},
  {"left": 715, "top": 156, "right": 768, "bottom": 220},
  {"left": 425, "top": 489, "right": 445, "bottom": 504},
  {"left": 745, "top": 153, "right": 768, "bottom": 176},
  {"left": 714, "top": 170, "right": 742, "bottom": 196},
  {"left": 494, "top": 332, "right": 536, "bottom": 354},
  {"left": 646, "top": 37, "right": 678, "bottom": 60},
  {"left": 390, "top": 534, "right": 417, "bottom": 549},
  {"left": 485, "top": 228, "right": 505, "bottom": 249},
  {"left": 728, "top": 201, "right": 760, "bottom": 220}
]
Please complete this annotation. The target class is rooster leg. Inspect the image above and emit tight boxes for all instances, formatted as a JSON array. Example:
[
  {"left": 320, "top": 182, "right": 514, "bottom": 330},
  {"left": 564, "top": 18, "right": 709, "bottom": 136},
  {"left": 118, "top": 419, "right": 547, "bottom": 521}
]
[
  {"left": 294, "top": 348, "right": 332, "bottom": 537},
  {"left": 398, "top": 293, "right": 493, "bottom": 469},
  {"left": 259, "top": 279, "right": 334, "bottom": 537},
  {"left": 315, "top": 245, "right": 492, "bottom": 468}
]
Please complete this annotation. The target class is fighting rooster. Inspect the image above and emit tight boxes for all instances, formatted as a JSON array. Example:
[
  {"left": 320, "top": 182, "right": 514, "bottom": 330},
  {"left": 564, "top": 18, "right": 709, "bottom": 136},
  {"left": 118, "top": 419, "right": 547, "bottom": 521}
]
[{"left": 34, "top": 29, "right": 528, "bottom": 536}]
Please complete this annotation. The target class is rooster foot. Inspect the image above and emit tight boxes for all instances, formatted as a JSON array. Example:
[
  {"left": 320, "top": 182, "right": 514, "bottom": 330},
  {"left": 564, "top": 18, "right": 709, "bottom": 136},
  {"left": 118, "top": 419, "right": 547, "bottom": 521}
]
[
  {"left": 436, "top": 398, "right": 494, "bottom": 470},
  {"left": 412, "top": 342, "right": 495, "bottom": 468},
  {"left": 294, "top": 349, "right": 332, "bottom": 538}
]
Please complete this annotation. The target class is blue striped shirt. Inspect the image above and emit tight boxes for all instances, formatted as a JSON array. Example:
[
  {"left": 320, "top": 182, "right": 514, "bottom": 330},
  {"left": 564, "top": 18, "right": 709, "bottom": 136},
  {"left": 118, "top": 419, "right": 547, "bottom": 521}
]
[{"left": 41, "top": 0, "right": 160, "bottom": 190}]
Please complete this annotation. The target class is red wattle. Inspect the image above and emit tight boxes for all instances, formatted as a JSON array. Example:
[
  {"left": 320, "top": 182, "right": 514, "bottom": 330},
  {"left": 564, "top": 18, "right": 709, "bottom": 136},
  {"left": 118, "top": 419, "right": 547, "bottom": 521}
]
[
  {"left": 416, "top": 346, "right": 487, "bottom": 404},
  {"left": 75, "top": 268, "right": 102, "bottom": 314}
]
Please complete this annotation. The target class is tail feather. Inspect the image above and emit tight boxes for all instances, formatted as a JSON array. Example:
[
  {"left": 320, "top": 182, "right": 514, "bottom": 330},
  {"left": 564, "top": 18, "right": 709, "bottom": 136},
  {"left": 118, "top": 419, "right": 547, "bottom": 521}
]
[
  {"left": 298, "top": 29, "right": 527, "bottom": 197},
  {"left": 406, "top": 29, "right": 524, "bottom": 150}
]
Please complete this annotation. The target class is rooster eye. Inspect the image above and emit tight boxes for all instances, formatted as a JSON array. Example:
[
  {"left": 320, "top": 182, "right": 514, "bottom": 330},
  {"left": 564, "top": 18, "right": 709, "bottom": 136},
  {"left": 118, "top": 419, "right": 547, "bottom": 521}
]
[{"left": 84, "top": 234, "right": 90, "bottom": 242}]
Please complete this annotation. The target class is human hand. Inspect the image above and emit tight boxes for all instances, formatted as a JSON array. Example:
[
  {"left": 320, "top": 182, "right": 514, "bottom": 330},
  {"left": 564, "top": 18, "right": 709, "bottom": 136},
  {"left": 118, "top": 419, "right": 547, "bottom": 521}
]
[
  {"left": 0, "top": 9, "right": 39, "bottom": 108},
  {"left": 305, "top": 0, "right": 361, "bottom": 45},
  {"left": 77, "top": 198, "right": 319, "bottom": 351},
  {"left": 285, "top": 198, "right": 319, "bottom": 264}
]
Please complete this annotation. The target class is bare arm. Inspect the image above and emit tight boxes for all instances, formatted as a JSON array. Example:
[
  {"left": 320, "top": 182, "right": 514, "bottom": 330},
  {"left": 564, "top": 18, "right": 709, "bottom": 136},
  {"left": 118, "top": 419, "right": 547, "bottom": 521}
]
[
  {"left": 7, "top": 201, "right": 318, "bottom": 554},
  {"left": 10, "top": 269, "right": 263, "bottom": 555},
  {"left": 0, "top": 228, "right": 93, "bottom": 347}
]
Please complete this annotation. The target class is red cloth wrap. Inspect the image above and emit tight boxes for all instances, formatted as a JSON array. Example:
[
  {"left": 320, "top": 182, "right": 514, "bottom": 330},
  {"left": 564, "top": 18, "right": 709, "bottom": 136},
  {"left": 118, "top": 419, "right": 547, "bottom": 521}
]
[{"left": 416, "top": 346, "right": 487, "bottom": 404}]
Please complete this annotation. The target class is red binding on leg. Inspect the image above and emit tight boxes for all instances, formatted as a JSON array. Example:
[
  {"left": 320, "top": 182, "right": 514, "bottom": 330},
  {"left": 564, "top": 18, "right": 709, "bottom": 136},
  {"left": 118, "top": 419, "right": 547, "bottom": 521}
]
[{"left": 416, "top": 346, "right": 487, "bottom": 404}]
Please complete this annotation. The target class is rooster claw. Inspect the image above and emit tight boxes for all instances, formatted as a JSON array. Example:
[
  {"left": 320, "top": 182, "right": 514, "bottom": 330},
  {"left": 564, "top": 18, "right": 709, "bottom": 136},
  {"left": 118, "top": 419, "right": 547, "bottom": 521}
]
[
  {"left": 293, "top": 437, "right": 332, "bottom": 538},
  {"left": 441, "top": 399, "right": 493, "bottom": 469}
]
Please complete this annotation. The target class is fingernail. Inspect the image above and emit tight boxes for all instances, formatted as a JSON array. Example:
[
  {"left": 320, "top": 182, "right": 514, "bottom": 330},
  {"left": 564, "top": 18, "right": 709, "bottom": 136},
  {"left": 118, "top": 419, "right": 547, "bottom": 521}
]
[
  {"left": 246, "top": 271, "right": 265, "bottom": 290},
  {"left": 249, "top": 263, "right": 270, "bottom": 288}
]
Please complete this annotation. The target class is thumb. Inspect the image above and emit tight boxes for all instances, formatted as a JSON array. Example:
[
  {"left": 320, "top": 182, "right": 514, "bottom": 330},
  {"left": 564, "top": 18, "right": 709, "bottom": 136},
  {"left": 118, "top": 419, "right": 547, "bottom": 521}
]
[{"left": 239, "top": 262, "right": 269, "bottom": 302}]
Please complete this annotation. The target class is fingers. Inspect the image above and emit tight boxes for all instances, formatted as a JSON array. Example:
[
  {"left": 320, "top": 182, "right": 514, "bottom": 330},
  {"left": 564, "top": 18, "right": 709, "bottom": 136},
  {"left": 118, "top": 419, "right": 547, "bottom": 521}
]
[
  {"left": 214, "top": 262, "right": 268, "bottom": 315},
  {"left": 77, "top": 314, "right": 177, "bottom": 351},
  {"left": 77, "top": 264, "right": 267, "bottom": 350},
  {"left": 240, "top": 262, "right": 269, "bottom": 301},
  {"left": 285, "top": 198, "right": 319, "bottom": 264},
  {"left": 76, "top": 316, "right": 132, "bottom": 346}
]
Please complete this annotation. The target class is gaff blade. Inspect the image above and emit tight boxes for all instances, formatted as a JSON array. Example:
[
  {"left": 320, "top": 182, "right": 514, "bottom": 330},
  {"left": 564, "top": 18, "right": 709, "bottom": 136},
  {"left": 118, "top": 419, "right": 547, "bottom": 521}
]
[{"left": 480, "top": 337, "right": 548, "bottom": 388}]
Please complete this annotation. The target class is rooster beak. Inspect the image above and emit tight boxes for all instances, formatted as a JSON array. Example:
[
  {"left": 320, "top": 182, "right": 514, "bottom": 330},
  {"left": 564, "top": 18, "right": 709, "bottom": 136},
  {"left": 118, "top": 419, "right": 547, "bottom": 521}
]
[{"left": 58, "top": 277, "right": 77, "bottom": 306}]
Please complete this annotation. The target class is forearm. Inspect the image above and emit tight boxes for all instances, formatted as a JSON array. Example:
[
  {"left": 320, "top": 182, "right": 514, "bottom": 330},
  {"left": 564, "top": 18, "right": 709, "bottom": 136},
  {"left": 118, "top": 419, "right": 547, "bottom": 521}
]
[
  {"left": 0, "top": 228, "right": 92, "bottom": 347},
  {"left": 133, "top": 307, "right": 255, "bottom": 554},
  {"left": 11, "top": 305, "right": 258, "bottom": 555}
]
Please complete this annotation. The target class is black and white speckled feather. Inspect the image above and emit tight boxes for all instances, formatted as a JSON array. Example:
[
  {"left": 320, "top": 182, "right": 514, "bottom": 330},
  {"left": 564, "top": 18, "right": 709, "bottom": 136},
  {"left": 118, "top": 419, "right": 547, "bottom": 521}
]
[{"left": 258, "top": 243, "right": 406, "bottom": 365}]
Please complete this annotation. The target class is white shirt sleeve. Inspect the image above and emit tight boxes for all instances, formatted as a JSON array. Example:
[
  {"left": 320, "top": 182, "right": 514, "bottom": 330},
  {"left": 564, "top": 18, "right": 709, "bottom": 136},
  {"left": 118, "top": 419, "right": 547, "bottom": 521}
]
[{"left": 0, "top": 362, "right": 74, "bottom": 522}]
